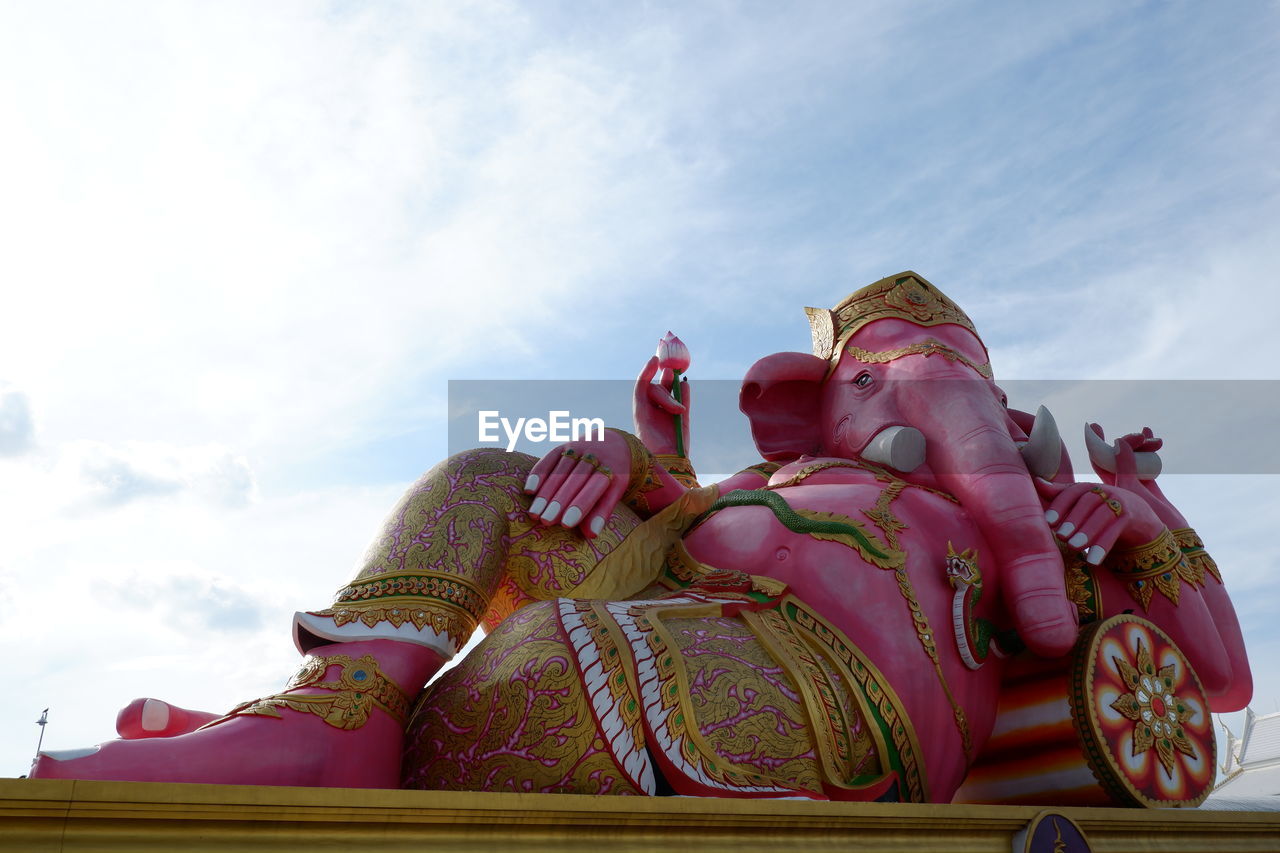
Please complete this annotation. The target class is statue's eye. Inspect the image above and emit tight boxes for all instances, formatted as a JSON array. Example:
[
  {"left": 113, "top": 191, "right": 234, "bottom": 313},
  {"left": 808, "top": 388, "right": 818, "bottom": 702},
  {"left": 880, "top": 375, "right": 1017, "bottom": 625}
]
[
  {"left": 1000, "top": 394, "right": 1008, "bottom": 408},
  {"left": 854, "top": 372, "right": 873, "bottom": 388}
]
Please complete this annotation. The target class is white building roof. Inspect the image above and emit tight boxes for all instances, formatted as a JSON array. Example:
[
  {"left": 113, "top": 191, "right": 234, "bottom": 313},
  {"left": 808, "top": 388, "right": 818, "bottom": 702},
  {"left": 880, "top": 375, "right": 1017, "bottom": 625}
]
[{"left": 1209, "top": 708, "right": 1280, "bottom": 803}]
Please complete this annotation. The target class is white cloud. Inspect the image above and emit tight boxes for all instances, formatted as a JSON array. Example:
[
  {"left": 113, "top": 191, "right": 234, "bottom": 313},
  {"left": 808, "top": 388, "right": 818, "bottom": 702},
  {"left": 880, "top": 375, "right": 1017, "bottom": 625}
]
[
  {"left": 65, "top": 441, "right": 257, "bottom": 511},
  {"left": 3, "top": 478, "right": 407, "bottom": 776},
  {"left": 0, "top": 385, "right": 35, "bottom": 456}
]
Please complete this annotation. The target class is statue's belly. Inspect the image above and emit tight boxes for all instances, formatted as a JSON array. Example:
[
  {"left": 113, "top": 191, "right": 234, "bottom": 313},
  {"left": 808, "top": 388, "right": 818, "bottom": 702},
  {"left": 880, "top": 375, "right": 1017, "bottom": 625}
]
[{"left": 682, "top": 482, "right": 1003, "bottom": 795}]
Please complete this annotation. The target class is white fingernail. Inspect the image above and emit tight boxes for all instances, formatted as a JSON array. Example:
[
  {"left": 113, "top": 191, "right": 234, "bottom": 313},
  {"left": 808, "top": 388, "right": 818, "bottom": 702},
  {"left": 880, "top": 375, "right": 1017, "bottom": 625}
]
[
  {"left": 561, "top": 506, "right": 582, "bottom": 527},
  {"left": 523, "top": 474, "right": 539, "bottom": 492},
  {"left": 529, "top": 497, "right": 547, "bottom": 516},
  {"left": 141, "top": 698, "right": 170, "bottom": 731},
  {"left": 590, "top": 517, "right": 605, "bottom": 535},
  {"left": 1068, "top": 531, "right": 1088, "bottom": 548},
  {"left": 1086, "top": 545, "right": 1106, "bottom": 565},
  {"left": 40, "top": 747, "right": 100, "bottom": 761},
  {"left": 544, "top": 501, "right": 562, "bottom": 521},
  {"left": 1057, "top": 522, "right": 1075, "bottom": 537},
  {"left": 1045, "top": 510, "right": 1059, "bottom": 524}
]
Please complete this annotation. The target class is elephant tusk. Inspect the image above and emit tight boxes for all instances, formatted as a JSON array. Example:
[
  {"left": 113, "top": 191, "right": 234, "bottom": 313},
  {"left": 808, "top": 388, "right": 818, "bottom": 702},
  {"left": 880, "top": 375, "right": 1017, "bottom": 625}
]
[
  {"left": 861, "top": 426, "right": 926, "bottom": 473},
  {"left": 1084, "top": 424, "right": 1162, "bottom": 480},
  {"left": 1018, "top": 405, "right": 1061, "bottom": 480}
]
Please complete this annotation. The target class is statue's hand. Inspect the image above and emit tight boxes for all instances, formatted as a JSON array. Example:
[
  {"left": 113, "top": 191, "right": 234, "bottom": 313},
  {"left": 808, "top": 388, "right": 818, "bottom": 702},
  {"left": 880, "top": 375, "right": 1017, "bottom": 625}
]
[
  {"left": 1034, "top": 476, "right": 1165, "bottom": 567},
  {"left": 633, "top": 354, "right": 690, "bottom": 456},
  {"left": 522, "top": 432, "right": 633, "bottom": 538},
  {"left": 1088, "top": 424, "right": 1187, "bottom": 529}
]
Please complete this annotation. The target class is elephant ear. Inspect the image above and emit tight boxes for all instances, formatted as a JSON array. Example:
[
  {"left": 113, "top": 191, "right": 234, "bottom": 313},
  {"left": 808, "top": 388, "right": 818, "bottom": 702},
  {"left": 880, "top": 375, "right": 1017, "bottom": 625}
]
[{"left": 739, "top": 352, "right": 828, "bottom": 462}]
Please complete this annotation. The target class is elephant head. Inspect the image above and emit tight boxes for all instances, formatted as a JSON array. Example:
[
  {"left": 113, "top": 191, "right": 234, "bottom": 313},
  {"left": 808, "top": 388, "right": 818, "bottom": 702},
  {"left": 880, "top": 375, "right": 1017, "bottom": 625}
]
[{"left": 740, "top": 272, "right": 1078, "bottom": 657}]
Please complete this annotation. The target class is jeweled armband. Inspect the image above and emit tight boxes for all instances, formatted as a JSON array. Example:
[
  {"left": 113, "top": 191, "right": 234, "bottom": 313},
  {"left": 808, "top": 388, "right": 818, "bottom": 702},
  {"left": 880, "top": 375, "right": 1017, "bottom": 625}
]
[
  {"left": 656, "top": 453, "right": 699, "bottom": 489},
  {"left": 207, "top": 654, "right": 412, "bottom": 731},
  {"left": 607, "top": 428, "right": 664, "bottom": 514},
  {"left": 1111, "top": 529, "right": 1189, "bottom": 610},
  {"left": 1172, "top": 527, "right": 1222, "bottom": 585}
]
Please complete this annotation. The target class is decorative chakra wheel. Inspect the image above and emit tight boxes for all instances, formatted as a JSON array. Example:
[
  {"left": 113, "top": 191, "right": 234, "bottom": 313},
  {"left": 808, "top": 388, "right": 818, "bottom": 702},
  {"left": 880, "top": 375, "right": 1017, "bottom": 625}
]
[{"left": 1069, "top": 614, "right": 1215, "bottom": 807}]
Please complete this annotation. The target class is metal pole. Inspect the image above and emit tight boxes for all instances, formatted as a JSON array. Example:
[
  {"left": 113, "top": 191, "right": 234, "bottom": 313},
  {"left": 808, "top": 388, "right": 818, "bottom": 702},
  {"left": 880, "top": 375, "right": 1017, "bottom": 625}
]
[{"left": 34, "top": 708, "right": 48, "bottom": 757}]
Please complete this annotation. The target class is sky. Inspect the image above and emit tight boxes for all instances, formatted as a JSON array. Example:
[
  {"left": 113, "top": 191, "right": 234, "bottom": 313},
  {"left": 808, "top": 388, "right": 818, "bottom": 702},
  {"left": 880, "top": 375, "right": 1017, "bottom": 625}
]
[{"left": 1, "top": 1, "right": 1278, "bottom": 785}]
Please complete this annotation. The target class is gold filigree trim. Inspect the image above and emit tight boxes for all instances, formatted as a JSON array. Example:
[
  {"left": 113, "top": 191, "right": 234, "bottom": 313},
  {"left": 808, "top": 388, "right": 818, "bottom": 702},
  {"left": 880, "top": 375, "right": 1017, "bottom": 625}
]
[
  {"left": 785, "top": 599, "right": 929, "bottom": 802},
  {"left": 1112, "top": 529, "right": 1190, "bottom": 610},
  {"left": 333, "top": 571, "right": 489, "bottom": 620},
  {"left": 1112, "top": 529, "right": 1182, "bottom": 576},
  {"left": 857, "top": 478, "right": 972, "bottom": 759},
  {"left": 1061, "top": 543, "right": 1100, "bottom": 622},
  {"left": 1171, "top": 527, "right": 1204, "bottom": 551},
  {"left": 792, "top": 505, "right": 905, "bottom": 570},
  {"left": 845, "top": 340, "right": 993, "bottom": 379},
  {"left": 748, "top": 606, "right": 877, "bottom": 792},
  {"left": 764, "top": 458, "right": 959, "bottom": 504},
  {"left": 310, "top": 601, "right": 475, "bottom": 651},
  {"left": 308, "top": 570, "right": 490, "bottom": 650},
  {"left": 656, "top": 453, "right": 699, "bottom": 489},
  {"left": 1172, "top": 527, "right": 1222, "bottom": 585},
  {"left": 750, "top": 456, "right": 970, "bottom": 757},
  {"left": 809, "top": 273, "right": 982, "bottom": 364},
  {"left": 609, "top": 428, "right": 665, "bottom": 514},
  {"left": 205, "top": 654, "right": 411, "bottom": 731},
  {"left": 741, "top": 461, "right": 782, "bottom": 482}
]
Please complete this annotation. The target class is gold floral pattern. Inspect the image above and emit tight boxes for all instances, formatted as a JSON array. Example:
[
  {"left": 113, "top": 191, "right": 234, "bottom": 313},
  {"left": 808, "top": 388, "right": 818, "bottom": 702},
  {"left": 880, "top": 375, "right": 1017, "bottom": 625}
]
[
  {"left": 1107, "top": 638, "right": 1198, "bottom": 776},
  {"left": 1060, "top": 542, "right": 1101, "bottom": 623},
  {"left": 207, "top": 654, "right": 410, "bottom": 731},
  {"left": 656, "top": 453, "right": 699, "bottom": 489},
  {"left": 805, "top": 272, "right": 983, "bottom": 363},
  {"left": 1172, "top": 527, "right": 1222, "bottom": 585},
  {"left": 401, "top": 602, "right": 645, "bottom": 794},
  {"left": 309, "top": 448, "right": 638, "bottom": 653},
  {"left": 1111, "top": 529, "right": 1191, "bottom": 611}
]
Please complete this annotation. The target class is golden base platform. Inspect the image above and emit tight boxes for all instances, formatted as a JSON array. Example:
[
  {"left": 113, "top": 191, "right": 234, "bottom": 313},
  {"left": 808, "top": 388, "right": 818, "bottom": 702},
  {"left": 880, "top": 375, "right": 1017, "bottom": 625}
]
[{"left": 3, "top": 778, "right": 1278, "bottom": 853}]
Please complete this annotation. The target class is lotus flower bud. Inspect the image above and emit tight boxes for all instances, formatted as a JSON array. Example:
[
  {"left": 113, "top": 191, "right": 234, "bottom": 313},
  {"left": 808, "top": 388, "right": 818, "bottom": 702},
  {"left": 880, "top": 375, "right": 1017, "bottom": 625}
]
[{"left": 656, "top": 331, "right": 690, "bottom": 373}]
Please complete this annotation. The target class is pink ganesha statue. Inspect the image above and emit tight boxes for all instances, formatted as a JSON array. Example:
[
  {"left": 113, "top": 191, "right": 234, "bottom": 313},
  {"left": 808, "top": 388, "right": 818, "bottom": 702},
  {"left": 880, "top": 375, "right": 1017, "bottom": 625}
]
[{"left": 32, "top": 272, "right": 1251, "bottom": 807}]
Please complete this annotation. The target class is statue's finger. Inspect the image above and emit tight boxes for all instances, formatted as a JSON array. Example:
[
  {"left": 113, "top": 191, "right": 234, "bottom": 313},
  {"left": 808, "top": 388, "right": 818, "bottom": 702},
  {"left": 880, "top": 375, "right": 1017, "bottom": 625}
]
[
  {"left": 539, "top": 457, "right": 599, "bottom": 525},
  {"left": 1073, "top": 501, "right": 1121, "bottom": 556},
  {"left": 525, "top": 448, "right": 566, "bottom": 494},
  {"left": 1119, "top": 429, "right": 1164, "bottom": 453},
  {"left": 559, "top": 472, "right": 612, "bottom": 530},
  {"left": 1112, "top": 436, "right": 1141, "bottom": 486},
  {"left": 1081, "top": 512, "right": 1129, "bottom": 565},
  {"left": 529, "top": 450, "right": 579, "bottom": 518},
  {"left": 1042, "top": 482, "right": 1090, "bottom": 528},
  {"left": 583, "top": 474, "right": 629, "bottom": 539},
  {"left": 1055, "top": 486, "right": 1103, "bottom": 546},
  {"left": 646, "top": 382, "right": 686, "bottom": 414}
]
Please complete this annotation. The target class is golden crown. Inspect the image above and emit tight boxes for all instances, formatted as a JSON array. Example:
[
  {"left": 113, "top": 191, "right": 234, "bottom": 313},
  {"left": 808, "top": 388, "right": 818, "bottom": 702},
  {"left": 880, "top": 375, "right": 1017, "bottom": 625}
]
[{"left": 804, "top": 271, "right": 983, "bottom": 363}]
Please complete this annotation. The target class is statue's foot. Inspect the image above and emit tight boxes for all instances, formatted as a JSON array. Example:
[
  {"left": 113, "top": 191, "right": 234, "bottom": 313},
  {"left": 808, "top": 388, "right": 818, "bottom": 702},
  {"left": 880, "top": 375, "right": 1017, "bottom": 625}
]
[
  {"left": 116, "top": 699, "right": 221, "bottom": 739},
  {"left": 30, "top": 639, "right": 443, "bottom": 788}
]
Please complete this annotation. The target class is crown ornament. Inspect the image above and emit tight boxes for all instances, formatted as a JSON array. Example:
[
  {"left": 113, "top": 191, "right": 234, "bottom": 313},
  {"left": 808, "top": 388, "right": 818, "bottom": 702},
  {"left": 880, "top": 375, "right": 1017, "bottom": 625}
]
[{"left": 805, "top": 271, "right": 984, "bottom": 365}]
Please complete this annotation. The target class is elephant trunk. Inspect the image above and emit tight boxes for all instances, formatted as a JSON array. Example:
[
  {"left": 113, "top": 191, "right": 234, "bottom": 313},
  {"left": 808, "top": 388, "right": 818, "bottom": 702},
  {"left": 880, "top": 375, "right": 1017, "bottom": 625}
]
[{"left": 916, "top": 390, "right": 1079, "bottom": 658}]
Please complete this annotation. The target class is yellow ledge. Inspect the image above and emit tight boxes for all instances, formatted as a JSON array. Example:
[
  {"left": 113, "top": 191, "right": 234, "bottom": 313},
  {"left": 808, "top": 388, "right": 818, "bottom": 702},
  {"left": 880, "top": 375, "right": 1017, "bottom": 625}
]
[{"left": 2, "top": 778, "right": 1278, "bottom": 853}]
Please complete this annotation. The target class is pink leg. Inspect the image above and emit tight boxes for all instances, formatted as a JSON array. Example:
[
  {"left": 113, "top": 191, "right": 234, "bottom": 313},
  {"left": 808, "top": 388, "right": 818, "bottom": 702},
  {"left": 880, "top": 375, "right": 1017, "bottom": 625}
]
[
  {"left": 116, "top": 699, "right": 221, "bottom": 739},
  {"left": 31, "top": 640, "right": 443, "bottom": 788}
]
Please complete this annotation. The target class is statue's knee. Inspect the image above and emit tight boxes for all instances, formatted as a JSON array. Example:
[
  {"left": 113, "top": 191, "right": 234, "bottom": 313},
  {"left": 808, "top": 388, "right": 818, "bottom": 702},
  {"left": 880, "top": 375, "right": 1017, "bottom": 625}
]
[{"left": 436, "top": 447, "right": 537, "bottom": 481}]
